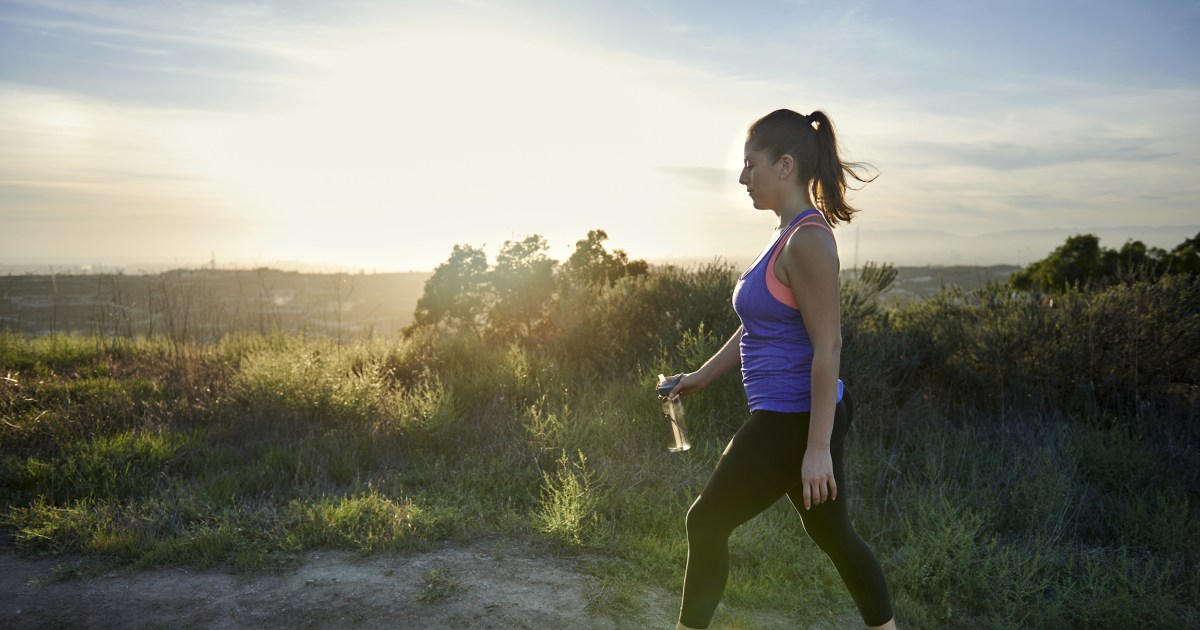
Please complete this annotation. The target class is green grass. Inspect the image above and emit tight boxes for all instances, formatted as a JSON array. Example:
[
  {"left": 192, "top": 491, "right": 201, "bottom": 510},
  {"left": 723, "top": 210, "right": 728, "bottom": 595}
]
[
  {"left": 416, "top": 564, "right": 463, "bottom": 603},
  {"left": 2, "top": 270, "right": 1197, "bottom": 629}
]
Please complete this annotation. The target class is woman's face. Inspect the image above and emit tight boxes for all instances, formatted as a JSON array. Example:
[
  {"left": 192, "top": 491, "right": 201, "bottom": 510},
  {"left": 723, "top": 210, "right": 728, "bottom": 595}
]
[{"left": 739, "top": 143, "right": 784, "bottom": 211}]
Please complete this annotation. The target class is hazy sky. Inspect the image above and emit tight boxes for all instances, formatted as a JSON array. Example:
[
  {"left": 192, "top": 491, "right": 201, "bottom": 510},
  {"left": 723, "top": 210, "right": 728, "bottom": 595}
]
[{"left": 2, "top": 0, "right": 1198, "bottom": 271}]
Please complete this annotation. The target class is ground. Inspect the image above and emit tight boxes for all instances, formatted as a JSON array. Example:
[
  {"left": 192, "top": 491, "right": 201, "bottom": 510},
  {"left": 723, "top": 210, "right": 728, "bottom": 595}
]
[{"left": 1, "top": 541, "right": 678, "bottom": 630}]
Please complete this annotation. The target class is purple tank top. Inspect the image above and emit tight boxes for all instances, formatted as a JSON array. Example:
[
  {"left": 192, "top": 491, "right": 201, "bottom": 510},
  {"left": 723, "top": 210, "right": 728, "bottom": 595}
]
[{"left": 732, "top": 209, "right": 844, "bottom": 413}]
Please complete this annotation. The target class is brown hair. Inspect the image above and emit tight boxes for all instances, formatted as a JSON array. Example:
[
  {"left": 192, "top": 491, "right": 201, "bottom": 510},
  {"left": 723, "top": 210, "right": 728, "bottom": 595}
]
[{"left": 746, "top": 109, "right": 875, "bottom": 226}]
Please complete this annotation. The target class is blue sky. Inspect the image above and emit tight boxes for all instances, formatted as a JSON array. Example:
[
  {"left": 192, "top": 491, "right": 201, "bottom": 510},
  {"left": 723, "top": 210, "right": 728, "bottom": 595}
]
[{"left": 1, "top": 0, "right": 1197, "bottom": 270}]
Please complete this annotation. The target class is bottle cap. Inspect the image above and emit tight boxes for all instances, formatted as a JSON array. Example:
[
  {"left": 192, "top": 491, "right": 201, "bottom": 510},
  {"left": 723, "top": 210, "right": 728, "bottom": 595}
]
[{"left": 656, "top": 374, "right": 680, "bottom": 398}]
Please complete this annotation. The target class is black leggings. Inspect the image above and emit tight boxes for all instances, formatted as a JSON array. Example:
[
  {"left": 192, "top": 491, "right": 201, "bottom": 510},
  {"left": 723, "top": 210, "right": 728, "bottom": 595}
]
[{"left": 678, "top": 390, "right": 894, "bottom": 628}]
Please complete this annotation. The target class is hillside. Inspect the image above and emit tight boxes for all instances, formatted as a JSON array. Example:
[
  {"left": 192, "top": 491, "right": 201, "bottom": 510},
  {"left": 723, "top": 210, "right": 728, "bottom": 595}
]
[
  {"left": 0, "top": 265, "right": 1018, "bottom": 339},
  {"left": 0, "top": 268, "right": 432, "bottom": 339},
  {"left": 847, "top": 264, "right": 1019, "bottom": 303}
]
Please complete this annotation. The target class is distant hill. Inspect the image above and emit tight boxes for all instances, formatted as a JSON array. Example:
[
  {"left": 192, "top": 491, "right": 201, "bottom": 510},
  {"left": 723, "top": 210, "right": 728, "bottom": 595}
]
[
  {"left": 1, "top": 264, "right": 1022, "bottom": 339},
  {"left": 866, "top": 265, "right": 1020, "bottom": 303},
  {"left": 0, "top": 268, "right": 432, "bottom": 339},
  {"left": 845, "top": 224, "right": 1198, "bottom": 267}
]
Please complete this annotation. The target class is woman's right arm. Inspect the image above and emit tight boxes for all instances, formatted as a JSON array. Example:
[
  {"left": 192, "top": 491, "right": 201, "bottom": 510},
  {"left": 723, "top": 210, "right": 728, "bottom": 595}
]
[{"left": 670, "top": 326, "right": 743, "bottom": 397}]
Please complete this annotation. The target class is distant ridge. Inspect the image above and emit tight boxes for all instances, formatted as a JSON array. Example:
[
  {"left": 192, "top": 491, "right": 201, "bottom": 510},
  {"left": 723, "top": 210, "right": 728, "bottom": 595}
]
[
  {"left": 0, "top": 264, "right": 1019, "bottom": 338},
  {"left": 2, "top": 224, "right": 1194, "bottom": 274},
  {"left": 845, "top": 224, "right": 1198, "bottom": 267}
]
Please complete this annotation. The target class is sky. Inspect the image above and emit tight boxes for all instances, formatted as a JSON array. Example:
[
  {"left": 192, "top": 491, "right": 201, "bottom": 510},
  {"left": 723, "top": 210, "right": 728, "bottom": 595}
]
[{"left": 1, "top": 0, "right": 1198, "bottom": 272}]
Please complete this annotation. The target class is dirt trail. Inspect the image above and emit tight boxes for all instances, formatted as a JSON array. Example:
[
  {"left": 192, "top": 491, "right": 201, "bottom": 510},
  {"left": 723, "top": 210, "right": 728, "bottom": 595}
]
[{"left": 1, "top": 542, "right": 677, "bottom": 629}]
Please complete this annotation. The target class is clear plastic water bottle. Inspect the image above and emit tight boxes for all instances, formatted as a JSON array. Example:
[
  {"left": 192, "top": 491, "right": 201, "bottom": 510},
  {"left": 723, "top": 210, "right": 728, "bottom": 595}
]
[{"left": 657, "top": 374, "right": 691, "bottom": 453}]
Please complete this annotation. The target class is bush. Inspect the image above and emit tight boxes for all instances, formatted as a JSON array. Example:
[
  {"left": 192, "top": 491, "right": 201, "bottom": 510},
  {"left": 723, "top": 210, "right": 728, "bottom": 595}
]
[
  {"left": 545, "top": 261, "right": 740, "bottom": 373},
  {"left": 871, "top": 274, "right": 1199, "bottom": 421},
  {"left": 1010, "top": 231, "right": 1199, "bottom": 292}
]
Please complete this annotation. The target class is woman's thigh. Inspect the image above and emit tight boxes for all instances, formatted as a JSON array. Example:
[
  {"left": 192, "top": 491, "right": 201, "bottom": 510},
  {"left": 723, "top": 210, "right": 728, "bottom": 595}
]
[{"left": 691, "top": 410, "right": 812, "bottom": 529}]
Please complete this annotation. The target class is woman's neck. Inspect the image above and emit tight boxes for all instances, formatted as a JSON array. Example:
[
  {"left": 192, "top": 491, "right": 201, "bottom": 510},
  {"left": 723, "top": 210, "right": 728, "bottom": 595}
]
[{"left": 774, "top": 196, "right": 817, "bottom": 230}]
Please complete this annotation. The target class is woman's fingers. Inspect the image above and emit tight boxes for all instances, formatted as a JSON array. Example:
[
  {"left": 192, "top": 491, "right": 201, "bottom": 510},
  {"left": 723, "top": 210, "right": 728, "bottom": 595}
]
[
  {"left": 801, "top": 451, "right": 836, "bottom": 509},
  {"left": 670, "top": 373, "right": 691, "bottom": 398},
  {"left": 805, "top": 478, "right": 837, "bottom": 509},
  {"left": 658, "top": 374, "right": 685, "bottom": 399}
]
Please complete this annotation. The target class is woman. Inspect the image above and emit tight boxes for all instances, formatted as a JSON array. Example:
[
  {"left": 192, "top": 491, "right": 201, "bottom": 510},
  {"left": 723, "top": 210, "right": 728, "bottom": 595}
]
[{"left": 666, "top": 109, "right": 896, "bottom": 629}]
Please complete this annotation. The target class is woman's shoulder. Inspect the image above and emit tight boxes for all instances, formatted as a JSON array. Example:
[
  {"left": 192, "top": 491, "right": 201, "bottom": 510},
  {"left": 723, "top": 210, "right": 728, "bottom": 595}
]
[
  {"left": 775, "top": 218, "right": 839, "bottom": 284},
  {"left": 792, "top": 210, "right": 834, "bottom": 235},
  {"left": 782, "top": 214, "right": 837, "bottom": 257}
]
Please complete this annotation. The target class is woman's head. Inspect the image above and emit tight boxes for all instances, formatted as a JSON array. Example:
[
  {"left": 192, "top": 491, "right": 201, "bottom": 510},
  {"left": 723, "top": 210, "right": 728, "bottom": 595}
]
[{"left": 745, "top": 109, "right": 874, "bottom": 225}]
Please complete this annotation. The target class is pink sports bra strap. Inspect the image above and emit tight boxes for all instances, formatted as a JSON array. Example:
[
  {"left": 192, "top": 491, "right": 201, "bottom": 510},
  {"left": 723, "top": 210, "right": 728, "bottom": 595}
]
[
  {"left": 764, "top": 212, "right": 834, "bottom": 309},
  {"left": 794, "top": 216, "right": 834, "bottom": 236}
]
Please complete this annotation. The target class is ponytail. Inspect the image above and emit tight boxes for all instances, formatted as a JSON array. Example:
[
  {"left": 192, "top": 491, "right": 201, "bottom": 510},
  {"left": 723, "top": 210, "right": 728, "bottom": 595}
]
[{"left": 747, "top": 109, "right": 876, "bottom": 226}]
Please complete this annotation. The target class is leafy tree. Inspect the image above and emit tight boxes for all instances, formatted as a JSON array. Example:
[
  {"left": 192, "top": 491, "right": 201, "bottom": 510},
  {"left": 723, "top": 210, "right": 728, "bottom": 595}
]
[
  {"left": 1100, "top": 239, "right": 1169, "bottom": 278},
  {"left": 488, "top": 235, "right": 558, "bottom": 339},
  {"left": 1010, "top": 234, "right": 1103, "bottom": 292},
  {"left": 561, "top": 229, "right": 649, "bottom": 287},
  {"left": 409, "top": 244, "right": 490, "bottom": 331},
  {"left": 1010, "top": 231, "right": 1198, "bottom": 293},
  {"left": 1167, "top": 233, "right": 1200, "bottom": 274}
]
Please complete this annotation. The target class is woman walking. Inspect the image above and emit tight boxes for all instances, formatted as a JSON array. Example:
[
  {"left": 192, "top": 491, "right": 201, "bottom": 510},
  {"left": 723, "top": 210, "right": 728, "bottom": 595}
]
[{"left": 665, "top": 109, "right": 896, "bottom": 629}]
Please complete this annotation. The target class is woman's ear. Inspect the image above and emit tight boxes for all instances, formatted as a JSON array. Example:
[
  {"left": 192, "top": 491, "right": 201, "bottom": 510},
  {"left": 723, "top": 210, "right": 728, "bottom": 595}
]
[{"left": 778, "top": 154, "right": 794, "bottom": 179}]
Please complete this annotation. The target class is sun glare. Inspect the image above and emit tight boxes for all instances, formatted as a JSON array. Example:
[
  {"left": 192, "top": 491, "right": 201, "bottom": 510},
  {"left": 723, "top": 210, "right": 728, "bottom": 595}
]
[
  {"left": 38, "top": 104, "right": 89, "bottom": 131},
  {"left": 151, "top": 15, "right": 754, "bottom": 269}
]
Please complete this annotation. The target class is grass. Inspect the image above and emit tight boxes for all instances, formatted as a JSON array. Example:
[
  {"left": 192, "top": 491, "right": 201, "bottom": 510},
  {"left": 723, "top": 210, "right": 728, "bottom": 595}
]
[
  {"left": 416, "top": 564, "right": 463, "bottom": 603},
  {"left": 2, "top": 268, "right": 1198, "bottom": 629}
]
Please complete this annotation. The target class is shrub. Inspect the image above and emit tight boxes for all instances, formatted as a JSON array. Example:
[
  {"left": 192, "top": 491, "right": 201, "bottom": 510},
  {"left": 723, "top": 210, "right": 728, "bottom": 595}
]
[
  {"left": 1010, "top": 231, "right": 1198, "bottom": 293},
  {"left": 537, "top": 450, "right": 601, "bottom": 546},
  {"left": 875, "top": 274, "right": 1199, "bottom": 421}
]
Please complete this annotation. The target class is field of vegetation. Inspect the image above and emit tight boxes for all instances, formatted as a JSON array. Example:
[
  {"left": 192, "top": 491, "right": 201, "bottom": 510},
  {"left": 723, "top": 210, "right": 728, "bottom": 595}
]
[
  {"left": 2, "top": 230, "right": 1197, "bottom": 628},
  {"left": 0, "top": 267, "right": 431, "bottom": 340}
]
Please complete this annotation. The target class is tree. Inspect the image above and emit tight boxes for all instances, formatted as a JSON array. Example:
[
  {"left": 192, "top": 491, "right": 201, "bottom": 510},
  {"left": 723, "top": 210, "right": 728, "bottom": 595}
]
[
  {"left": 561, "top": 229, "right": 648, "bottom": 287},
  {"left": 489, "top": 235, "right": 557, "bottom": 339},
  {"left": 1099, "top": 239, "right": 1168, "bottom": 279},
  {"left": 1167, "top": 232, "right": 1200, "bottom": 274},
  {"left": 1010, "top": 231, "right": 1198, "bottom": 293},
  {"left": 409, "top": 230, "right": 653, "bottom": 343},
  {"left": 410, "top": 244, "right": 490, "bottom": 331}
]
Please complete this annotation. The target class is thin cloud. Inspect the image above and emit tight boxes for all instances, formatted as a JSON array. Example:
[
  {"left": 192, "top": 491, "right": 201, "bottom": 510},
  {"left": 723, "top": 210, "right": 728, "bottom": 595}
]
[
  {"left": 914, "top": 138, "right": 1176, "bottom": 172},
  {"left": 0, "top": 1, "right": 332, "bottom": 109}
]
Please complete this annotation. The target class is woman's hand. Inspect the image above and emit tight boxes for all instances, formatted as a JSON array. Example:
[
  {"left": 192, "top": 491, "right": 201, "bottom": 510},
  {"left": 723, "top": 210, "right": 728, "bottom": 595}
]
[
  {"left": 801, "top": 446, "right": 837, "bottom": 510},
  {"left": 665, "top": 372, "right": 705, "bottom": 399},
  {"left": 660, "top": 327, "right": 743, "bottom": 402}
]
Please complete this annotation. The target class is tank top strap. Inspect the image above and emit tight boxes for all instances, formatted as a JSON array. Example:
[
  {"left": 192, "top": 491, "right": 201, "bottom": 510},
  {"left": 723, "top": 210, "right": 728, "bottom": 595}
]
[
  {"left": 764, "top": 209, "right": 833, "bottom": 309},
  {"left": 740, "top": 210, "right": 816, "bottom": 280},
  {"left": 794, "top": 215, "right": 834, "bottom": 236}
]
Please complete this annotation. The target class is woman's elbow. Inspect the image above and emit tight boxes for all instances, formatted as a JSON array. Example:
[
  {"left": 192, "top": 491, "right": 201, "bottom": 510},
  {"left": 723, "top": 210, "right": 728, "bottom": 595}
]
[{"left": 813, "top": 334, "right": 842, "bottom": 358}]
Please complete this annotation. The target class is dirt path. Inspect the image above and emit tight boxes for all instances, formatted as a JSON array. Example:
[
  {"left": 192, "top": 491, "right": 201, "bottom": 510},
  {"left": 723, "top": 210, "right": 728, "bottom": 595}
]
[{"left": 1, "top": 542, "right": 678, "bottom": 629}]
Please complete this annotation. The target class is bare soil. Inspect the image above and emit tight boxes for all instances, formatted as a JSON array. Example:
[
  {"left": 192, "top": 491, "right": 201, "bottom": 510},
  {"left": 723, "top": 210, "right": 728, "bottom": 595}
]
[{"left": 0, "top": 542, "right": 678, "bottom": 629}]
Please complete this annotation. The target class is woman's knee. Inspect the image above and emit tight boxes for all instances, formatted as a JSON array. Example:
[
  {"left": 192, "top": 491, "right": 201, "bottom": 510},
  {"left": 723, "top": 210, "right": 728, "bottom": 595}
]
[
  {"left": 798, "top": 505, "right": 857, "bottom": 550},
  {"left": 685, "top": 494, "right": 727, "bottom": 540},
  {"left": 684, "top": 495, "right": 708, "bottom": 533}
]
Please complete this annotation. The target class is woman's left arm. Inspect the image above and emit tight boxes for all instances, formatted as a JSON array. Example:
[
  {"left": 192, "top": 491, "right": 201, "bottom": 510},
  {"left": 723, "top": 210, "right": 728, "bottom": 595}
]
[{"left": 779, "top": 225, "right": 842, "bottom": 510}]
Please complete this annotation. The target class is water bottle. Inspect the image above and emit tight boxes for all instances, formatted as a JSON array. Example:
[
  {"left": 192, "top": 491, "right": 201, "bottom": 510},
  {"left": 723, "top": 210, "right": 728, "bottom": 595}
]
[{"left": 656, "top": 374, "right": 691, "bottom": 453}]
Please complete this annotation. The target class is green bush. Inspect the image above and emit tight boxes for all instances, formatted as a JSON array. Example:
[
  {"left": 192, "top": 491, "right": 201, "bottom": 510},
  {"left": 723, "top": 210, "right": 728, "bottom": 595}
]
[
  {"left": 871, "top": 274, "right": 1199, "bottom": 422},
  {"left": 546, "top": 261, "right": 740, "bottom": 373},
  {"left": 230, "top": 339, "right": 387, "bottom": 428},
  {"left": 537, "top": 450, "right": 602, "bottom": 546},
  {"left": 1010, "top": 231, "right": 1199, "bottom": 292}
]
